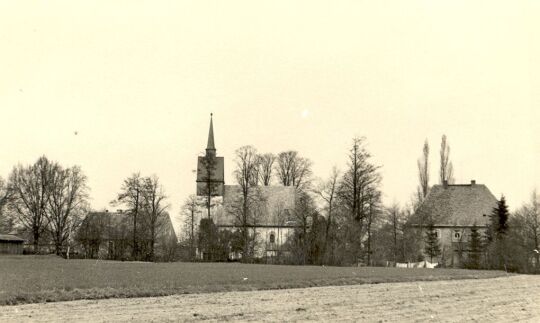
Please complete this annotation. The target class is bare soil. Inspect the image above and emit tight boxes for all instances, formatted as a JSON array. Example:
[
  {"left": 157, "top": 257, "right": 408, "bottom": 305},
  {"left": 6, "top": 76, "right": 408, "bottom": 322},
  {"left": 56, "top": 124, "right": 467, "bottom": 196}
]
[{"left": 2, "top": 275, "right": 540, "bottom": 322}]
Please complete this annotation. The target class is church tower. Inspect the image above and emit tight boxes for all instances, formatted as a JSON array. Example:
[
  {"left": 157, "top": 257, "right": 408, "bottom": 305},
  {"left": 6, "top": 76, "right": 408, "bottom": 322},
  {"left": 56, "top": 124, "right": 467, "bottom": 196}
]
[{"left": 196, "top": 114, "right": 225, "bottom": 196}]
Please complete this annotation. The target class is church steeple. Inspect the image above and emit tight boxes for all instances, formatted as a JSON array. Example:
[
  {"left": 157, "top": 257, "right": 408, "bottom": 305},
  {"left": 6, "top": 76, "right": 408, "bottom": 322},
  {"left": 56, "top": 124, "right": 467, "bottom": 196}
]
[{"left": 206, "top": 113, "right": 216, "bottom": 157}]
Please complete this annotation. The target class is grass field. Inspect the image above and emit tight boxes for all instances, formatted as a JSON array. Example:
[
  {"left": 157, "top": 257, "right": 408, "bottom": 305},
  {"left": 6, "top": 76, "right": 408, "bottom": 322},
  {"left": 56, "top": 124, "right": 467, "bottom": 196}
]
[{"left": 0, "top": 255, "right": 510, "bottom": 306}]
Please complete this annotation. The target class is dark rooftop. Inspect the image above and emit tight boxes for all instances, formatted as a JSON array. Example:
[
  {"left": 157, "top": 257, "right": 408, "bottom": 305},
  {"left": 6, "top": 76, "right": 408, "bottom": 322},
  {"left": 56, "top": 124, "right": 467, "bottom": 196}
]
[
  {"left": 0, "top": 234, "right": 25, "bottom": 242},
  {"left": 413, "top": 181, "right": 498, "bottom": 227}
]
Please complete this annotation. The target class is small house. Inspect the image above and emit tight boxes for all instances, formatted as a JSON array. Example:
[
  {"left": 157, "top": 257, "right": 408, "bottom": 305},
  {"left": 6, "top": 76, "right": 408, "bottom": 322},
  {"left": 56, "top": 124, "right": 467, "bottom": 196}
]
[
  {"left": 0, "top": 234, "right": 25, "bottom": 254},
  {"left": 412, "top": 180, "right": 498, "bottom": 267}
]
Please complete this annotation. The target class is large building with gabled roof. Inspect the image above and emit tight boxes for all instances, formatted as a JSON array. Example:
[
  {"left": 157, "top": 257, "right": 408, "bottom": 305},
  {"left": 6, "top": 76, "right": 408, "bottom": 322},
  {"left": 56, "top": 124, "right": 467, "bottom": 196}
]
[{"left": 412, "top": 180, "right": 499, "bottom": 267}]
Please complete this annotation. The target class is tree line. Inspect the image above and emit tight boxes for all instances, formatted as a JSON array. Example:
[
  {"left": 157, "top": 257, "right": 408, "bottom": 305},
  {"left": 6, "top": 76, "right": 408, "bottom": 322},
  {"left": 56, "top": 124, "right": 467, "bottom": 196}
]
[
  {"left": 180, "top": 135, "right": 540, "bottom": 273},
  {"left": 0, "top": 156, "right": 176, "bottom": 261}
]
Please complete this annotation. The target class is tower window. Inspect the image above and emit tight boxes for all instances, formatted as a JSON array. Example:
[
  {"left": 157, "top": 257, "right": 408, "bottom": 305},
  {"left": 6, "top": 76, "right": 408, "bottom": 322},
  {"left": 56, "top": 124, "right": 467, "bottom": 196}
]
[{"left": 269, "top": 233, "right": 276, "bottom": 243}]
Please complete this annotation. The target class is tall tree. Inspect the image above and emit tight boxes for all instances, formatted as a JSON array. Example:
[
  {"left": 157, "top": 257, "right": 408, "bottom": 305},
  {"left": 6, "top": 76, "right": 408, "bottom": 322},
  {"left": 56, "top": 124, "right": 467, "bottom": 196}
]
[
  {"left": 233, "top": 145, "right": 260, "bottom": 260},
  {"left": 258, "top": 153, "right": 276, "bottom": 186},
  {"left": 141, "top": 175, "right": 169, "bottom": 261},
  {"left": 424, "top": 220, "right": 441, "bottom": 263},
  {"left": 291, "top": 190, "right": 317, "bottom": 264},
  {"left": 386, "top": 202, "right": 405, "bottom": 263},
  {"left": 181, "top": 194, "right": 199, "bottom": 261},
  {"left": 338, "top": 137, "right": 381, "bottom": 261},
  {"left": 487, "top": 196, "right": 510, "bottom": 269},
  {"left": 439, "top": 134, "right": 454, "bottom": 184},
  {"left": 46, "top": 165, "right": 89, "bottom": 255},
  {"left": 313, "top": 166, "right": 340, "bottom": 265},
  {"left": 8, "top": 156, "right": 55, "bottom": 253},
  {"left": 365, "top": 188, "right": 382, "bottom": 266},
  {"left": 114, "top": 173, "right": 144, "bottom": 260},
  {"left": 200, "top": 154, "right": 219, "bottom": 219},
  {"left": 417, "top": 139, "right": 430, "bottom": 203}
]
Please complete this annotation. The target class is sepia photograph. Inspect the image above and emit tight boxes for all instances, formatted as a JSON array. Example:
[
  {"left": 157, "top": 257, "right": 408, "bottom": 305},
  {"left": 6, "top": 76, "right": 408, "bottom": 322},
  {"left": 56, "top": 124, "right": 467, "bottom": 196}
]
[{"left": 1, "top": 1, "right": 539, "bottom": 322}]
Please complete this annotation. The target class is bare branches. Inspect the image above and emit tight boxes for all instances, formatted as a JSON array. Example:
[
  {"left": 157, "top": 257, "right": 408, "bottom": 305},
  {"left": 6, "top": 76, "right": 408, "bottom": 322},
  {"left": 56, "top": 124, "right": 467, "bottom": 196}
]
[
  {"left": 258, "top": 153, "right": 276, "bottom": 186},
  {"left": 276, "top": 151, "right": 312, "bottom": 189},
  {"left": 114, "top": 173, "right": 170, "bottom": 261},
  {"left": 46, "top": 165, "right": 89, "bottom": 255},
  {"left": 141, "top": 175, "right": 170, "bottom": 261},
  {"left": 8, "top": 156, "right": 55, "bottom": 253}
]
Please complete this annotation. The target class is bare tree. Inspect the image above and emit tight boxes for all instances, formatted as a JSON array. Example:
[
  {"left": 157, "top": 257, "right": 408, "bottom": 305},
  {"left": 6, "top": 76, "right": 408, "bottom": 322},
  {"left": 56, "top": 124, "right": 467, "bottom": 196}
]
[
  {"left": 258, "top": 153, "right": 276, "bottom": 186},
  {"left": 386, "top": 202, "right": 405, "bottom": 263},
  {"left": 8, "top": 156, "right": 55, "bottom": 253},
  {"left": 200, "top": 154, "right": 219, "bottom": 218},
  {"left": 365, "top": 188, "right": 382, "bottom": 266},
  {"left": 233, "top": 145, "right": 260, "bottom": 259},
  {"left": 114, "top": 173, "right": 144, "bottom": 260},
  {"left": 292, "top": 190, "right": 317, "bottom": 264},
  {"left": 417, "top": 139, "right": 430, "bottom": 202},
  {"left": 313, "top": 166, "right": 340, "bottom": 264},
  {"left": 47, "top": 165, "right": 89, "bottom": 255},
  {"left": 0, "top": 176, "right": 13, "bottom": 233},
  {"left": 276, "top": 151, "right": 296, "bottom": 186},
  {"left": 181, "top": 194, "right": 199, "bottom": 261},
  {"left": 439, "top": 134, "right": 454, "bottom": 184},
  {"left": 515, "top": 189, "right": 540, "bottom": 272},
  {"left": 276, "top": 151, "right": 312, "bottom": 189},
  {"left": 141, "top": 175, "right": 169, "bottom": 261}
]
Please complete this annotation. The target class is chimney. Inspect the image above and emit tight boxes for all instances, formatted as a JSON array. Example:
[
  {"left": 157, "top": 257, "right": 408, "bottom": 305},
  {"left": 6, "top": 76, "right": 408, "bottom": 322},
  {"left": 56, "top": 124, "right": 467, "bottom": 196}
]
[
  {"left": 471, "top": 180, "right": 476, "bottom": 185},
  {"left": 443, "top": 180, "right": 448, "bottom": 189}
]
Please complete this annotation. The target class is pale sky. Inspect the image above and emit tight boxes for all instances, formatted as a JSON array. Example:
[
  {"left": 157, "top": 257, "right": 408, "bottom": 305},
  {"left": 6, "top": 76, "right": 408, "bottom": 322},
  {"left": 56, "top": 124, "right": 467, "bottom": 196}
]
[{"left": 1, "top": 1, "right": 539, "bottom": 233}]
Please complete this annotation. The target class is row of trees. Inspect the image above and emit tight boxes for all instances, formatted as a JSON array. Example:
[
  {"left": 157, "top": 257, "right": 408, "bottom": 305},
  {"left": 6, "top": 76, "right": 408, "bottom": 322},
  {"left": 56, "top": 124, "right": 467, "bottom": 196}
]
[
  {"left": 0, "top": 156, "right": 176, "bottom": 261},
  {"left": 0, "top": 156, "right": 89, "bottom": 255}
]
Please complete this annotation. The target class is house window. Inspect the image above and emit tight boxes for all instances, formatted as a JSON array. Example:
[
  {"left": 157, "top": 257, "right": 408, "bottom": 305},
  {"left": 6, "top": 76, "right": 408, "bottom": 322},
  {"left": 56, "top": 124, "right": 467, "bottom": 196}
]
[{"left": 269, "top": 233, "right": 276, "bottom": 243}]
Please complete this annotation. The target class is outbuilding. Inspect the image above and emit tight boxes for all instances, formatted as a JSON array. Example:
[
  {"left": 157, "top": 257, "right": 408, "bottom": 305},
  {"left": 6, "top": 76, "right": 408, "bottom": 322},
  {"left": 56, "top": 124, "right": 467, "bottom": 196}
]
[{"left": 0, "top": 234, "right": 25, "bottom": 254}]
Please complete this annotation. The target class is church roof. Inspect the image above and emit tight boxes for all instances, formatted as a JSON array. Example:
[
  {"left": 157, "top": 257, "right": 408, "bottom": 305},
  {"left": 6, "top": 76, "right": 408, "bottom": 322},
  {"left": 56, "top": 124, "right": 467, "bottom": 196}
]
[
  {"left": 216, "top": 185, "right": 297, "bottom": 227},
  {"left": 413, "top": 182, "right": 498, "bottom": 227},
  {"left": 206, "top": 114, "right": 215, "bottom": 151}
]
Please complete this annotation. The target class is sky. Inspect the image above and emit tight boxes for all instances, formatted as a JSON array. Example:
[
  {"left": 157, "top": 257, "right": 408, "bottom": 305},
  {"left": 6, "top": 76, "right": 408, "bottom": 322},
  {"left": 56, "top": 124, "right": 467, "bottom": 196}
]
[{"left": 1, "top": 1, "right": 539, "bottom": 233}]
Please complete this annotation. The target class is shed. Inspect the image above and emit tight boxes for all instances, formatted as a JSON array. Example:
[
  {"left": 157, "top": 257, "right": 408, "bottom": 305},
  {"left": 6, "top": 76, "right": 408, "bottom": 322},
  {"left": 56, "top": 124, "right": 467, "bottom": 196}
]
[{"left": 0, "top": 234, "right": 25, "bottom": 254}]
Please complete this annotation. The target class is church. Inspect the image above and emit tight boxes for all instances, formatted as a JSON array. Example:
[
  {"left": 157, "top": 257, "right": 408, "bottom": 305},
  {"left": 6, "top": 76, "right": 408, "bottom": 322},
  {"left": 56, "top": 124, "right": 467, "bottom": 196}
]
[{"left": 195, "top": 114, "right": 298, "bottom": 261}]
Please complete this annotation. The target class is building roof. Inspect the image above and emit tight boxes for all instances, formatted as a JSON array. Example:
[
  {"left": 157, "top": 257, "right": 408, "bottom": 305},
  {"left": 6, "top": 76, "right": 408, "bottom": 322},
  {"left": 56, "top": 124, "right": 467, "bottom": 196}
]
[
  {"left": 413, "top": 182, "right": 498, "bottom": 227},
  {"left": 216, "top": 185, "right": 297, "bottom": 226},
  {"left": 0, "top": 234, "right": 25, "bottom": 242},
  {"left": 207, "top": 113, "right": 215, "bottom": 151}
]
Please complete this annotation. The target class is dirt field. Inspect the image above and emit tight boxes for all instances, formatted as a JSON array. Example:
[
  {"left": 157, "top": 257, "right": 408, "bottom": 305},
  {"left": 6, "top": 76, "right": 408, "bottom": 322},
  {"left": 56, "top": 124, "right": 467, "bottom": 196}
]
[{"left": 2, "top": 275, "right": 540, "bottom": 322}]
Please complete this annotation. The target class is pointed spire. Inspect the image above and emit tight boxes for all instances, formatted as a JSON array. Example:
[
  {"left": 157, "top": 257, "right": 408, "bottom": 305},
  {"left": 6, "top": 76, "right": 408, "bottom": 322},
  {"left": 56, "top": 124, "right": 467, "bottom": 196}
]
[{"left": 206, "top": 113, "right": 216, "bottom": 155}]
